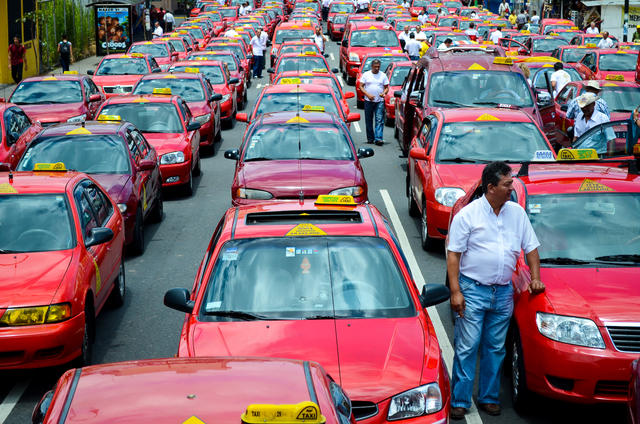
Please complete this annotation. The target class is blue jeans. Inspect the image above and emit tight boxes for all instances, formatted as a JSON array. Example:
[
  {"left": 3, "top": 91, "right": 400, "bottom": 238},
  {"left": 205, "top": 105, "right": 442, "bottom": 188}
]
[
  {"left": 451, "top": 274, "right": 513, "bottom": 408},
  {"left": 253, "top": 55, "right": 264, "bottom": 77},
  {"left": 364, "top": 100, "right": 384, "bottom": 142}
]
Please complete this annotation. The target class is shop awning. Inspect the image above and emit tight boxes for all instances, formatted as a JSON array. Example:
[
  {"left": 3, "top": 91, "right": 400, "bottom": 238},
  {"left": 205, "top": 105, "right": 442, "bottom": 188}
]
[{"left": 582, "top": 0, "right": 640, "bottom": 6}]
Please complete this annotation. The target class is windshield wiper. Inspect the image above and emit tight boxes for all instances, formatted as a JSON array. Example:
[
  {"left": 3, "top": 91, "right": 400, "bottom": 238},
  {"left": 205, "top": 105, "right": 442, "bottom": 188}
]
[
  {"left": 432, "top": 99, "right": 472, "bottom": 107},
  {"left": 244, "top": 157, "right": 272, "bottom": 162},
  {"left": 594, "top": 254, "right": 640, "bottom": 263},
  {"left": 0, "top": 248, "right": 20, "bottom": 254},
  {"left": 439, "top": 157, "right": 485, "bottom": 163},
  {"left": 303, "top": 314, "right": 334, "bottom": 320},
  {"left": 540, "top": 257, "right": 592, "bottom": 265},
  {"left": 202, "top": 310, "right": 274, "bottom": 320}
]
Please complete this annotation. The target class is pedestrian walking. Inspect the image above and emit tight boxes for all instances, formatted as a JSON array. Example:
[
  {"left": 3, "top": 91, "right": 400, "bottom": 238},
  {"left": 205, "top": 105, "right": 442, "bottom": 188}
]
[
  {"left": 508, "top": 10, "right": 517, "bottom": 26},
  {"left": 250, "top": 28, "right": 265, "bottom": 78},
  {"left": 550, "top": 62, "right": 570, "bottom": 97},
  {"left": 358, "top": 59, "right": 388, "bottom": 146},
  {"left": 405, "top": 33, "right": 421, "bottom": 60},
  {"left": 164, "top": 10, "right": 175, "bottom": 32},
  {"left": 498, "top": 0, "right": 510, "bottom": 17},
  {"left": 259, "top": 28, "right": 269, "bottom": 71},
  {"left": 322, "top": 0, "right": 331, "bottom": 21},
  {"left": 153, "top": 21, "right": 164, "bottom": 39},
  {"left": 597, "top": 31, "right": 614, "bottom": 48},
  {"left": 8, "top": 36, "right": 27, "bottom": 84},
  {"left": 447, "top": 160, "right": 545, "bottom": 421},
  {"left": 516, "top": 9, "right": 527, "bottom": 30},
  {"left": 530, "top": 10, "right": 540, "bottom": 24},
  {"left": 57, "top": 34, "right": 73, "bottom": 72}
]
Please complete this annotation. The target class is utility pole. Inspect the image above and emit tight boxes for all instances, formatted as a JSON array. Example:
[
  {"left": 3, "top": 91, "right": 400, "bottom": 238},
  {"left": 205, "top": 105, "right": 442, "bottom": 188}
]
[{"left": 624, "top": 0, "right": 630, "bottom": 41}]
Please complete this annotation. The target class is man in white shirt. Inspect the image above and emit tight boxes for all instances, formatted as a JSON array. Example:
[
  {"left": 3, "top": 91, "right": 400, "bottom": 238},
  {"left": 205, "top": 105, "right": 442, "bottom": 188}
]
[
  {"left": 465, "top": 22, "right": 478, "bottom": 40},
  {"left": 250, "top": 28, "right": 265, "bottom": 78},
  {"left": 405, "top": 33, "right": 421, "bottom": 59},
  {"left": 401, "top": 0, "right": 410, "bottom": 8},
  {"left": 586, "top": 21, "right": 599, "bottom": 34},
  {"left": 498, "top": 0, "right": 510, "bottom": 17},
  {"left": 597, "top": 31, "right": 615, "bottom": 49},
  {"left": 530, "top": 10, "right": 540, "bottom": 24},
  {"left": 359, "top": 59, "right": 389, "bottom": 145},
  {"left": 448, "top": 161, "right": 544, "bottom": 420},
  {"left": 356, "top": 0, "right": 369, "bottom": 12},
  {"left": 437, "top": 38, "right": 453, "bottom": 50},
  {"left": 418, "top": 9, "right": 429, "bottom": 24},
  {"left": 550, "top": 62, "right": 571, "bottom": 97},
  {"left": 152, "top": 21, "right": 164, "bottom": 39},
  {"left": 573, "top": 93, "right": 612, "bottom": 153},
  {"left": 489, "top": 26, "right": 502, "bottom": 44},
  {"left": 243, "top": 2, "right": 252, "bottom": 13},
  {"left": 322, "top": 0, "right": 332, "bottom": 21},
  {"left": 225, "top": 27, "right": 239, "bottom": 37},
  {"left": 163, "top": 11, "right": 175, "bottom": 32},
  {"left": 398, "top": 27, "right": 411, "bottom": 45},
  {"left": 259, "top": 28, "right": 269, "bottom": 71},
  {"left": 437, "top": 7, "right": 446, "bottom": 16},
  {"left": 314, "top": 26, "right": 327, "bottom": 54}
]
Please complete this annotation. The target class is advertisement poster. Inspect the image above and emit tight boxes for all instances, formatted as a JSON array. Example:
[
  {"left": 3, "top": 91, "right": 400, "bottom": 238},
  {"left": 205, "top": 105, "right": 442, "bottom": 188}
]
[{"left": 96, "top": 6, "right": 132, "bottom": 55}]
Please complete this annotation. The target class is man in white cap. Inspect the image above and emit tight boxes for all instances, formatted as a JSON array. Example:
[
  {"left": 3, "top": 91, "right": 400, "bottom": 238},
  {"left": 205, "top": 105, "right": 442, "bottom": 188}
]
[
  {"left": 566, "top": 81, "right": 609, "bottom": 120},
  {"left": 573, "top": 92, "right": 612, "bottom": 154}
]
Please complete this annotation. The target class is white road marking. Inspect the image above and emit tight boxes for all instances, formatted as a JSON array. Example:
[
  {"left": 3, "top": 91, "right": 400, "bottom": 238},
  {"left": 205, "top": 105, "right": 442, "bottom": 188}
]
[
  {"left": 353, "top": 122, "right": 361, "bottom": 132},
  {"left": 0, "top": 380, "right": 30, "bottom": 424},
  {"left": 379, "top": 189, "right": 483, "bottom": 424},
  {"left": 337, "top": 75, "right": 345, "bottom": 88},
  {"left": 256, "top": 83, "right": 264, "bottom": 89},
  {"left": 330, "top": 53, "right": 335, "bottom": 61}
]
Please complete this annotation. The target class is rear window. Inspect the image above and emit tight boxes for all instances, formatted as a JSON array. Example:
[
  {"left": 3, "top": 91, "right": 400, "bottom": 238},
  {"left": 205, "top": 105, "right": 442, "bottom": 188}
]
[
  {"left": 129, "top": 43, "right": 169, "bottom": 58},
  {"left": 275, "top": 29, "right": 315, "bottom": 44}
]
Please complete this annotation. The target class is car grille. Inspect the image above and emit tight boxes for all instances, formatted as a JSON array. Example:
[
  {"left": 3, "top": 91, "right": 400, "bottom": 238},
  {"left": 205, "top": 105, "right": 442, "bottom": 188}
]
[
  {"left": 351, "top": 401, "right": 378, "bottom": 420},
  {"left": 606, "top": 325, "right": 640, "bottom": 352},
  {"left": 594, "top": 380, "right": 628, "bottom": 396},
  {"left": 103, "top": 85, "right": 133, "bottom": 94}
]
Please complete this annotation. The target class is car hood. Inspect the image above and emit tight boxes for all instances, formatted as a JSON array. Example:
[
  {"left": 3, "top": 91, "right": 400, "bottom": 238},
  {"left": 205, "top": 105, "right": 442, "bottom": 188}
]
[
  {"left": 433, "top": 162, "right": 486, "bottom": 194},
  {"left": 91, "top": 174, "right": 132, "bottom": 204},
  {"left": 239, "top": 160, "right": 358, "bottom": 197},
  {"left": 0, "top": 251, "right": 74, "bottom": 308},
  {"left": 542, "top": 267, "right": 640, "bottom": 323},
  {"left": 188, "top": 317, "right": 425, "bottom": 402},
  {"left": 18, "top": 103, "right": 85, "bottom": 124},
  {"left": 92, "top": 75, "right": 144, "bottom": 88},
  {"left": 143, "top": 132, "right": 189, "bottom": 156}
]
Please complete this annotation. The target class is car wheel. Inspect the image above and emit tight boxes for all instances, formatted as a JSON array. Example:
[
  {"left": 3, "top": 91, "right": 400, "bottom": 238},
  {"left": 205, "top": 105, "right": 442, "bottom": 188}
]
[
  {"left": 421, "top": 202, "right": 435, "bottom": 251},
  {"left": 129, "top": 207, "right": 145, "bottom": 256},
  {"left": 183, "top": 169, "right": 194, "bottom": 196},
  {"left": 356, "top": 99, "right": 364, "bottom": 109},
  {"left": 511, "top": 329, "right": 531, "bottom": 411},
  {"left": 407, "top": 180, "right": 419, "bottom": 217},
  {"left": 193, "top": 153, "right": 202, "bottom": 176},
  {"left": 74, "top": 302, "right": 94, "bottom": 367},
  {"left": 150, "top": 186, "right": 163, "bottom": 223},
  {"left": 108, "top": 260, "right": 126, "bottom": 308}
]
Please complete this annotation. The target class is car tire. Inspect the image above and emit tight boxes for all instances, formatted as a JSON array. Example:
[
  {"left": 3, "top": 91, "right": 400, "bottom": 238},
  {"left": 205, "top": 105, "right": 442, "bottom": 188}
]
[
  {"left": 183, "top": 169, "right": 194, "bottom": 197},
  {"left": 129, "top": 207, "right": 145, "bottom": 256},
  {"left": 356, "top": 99, "right": 364, "bottom": 109},
  {"left": 421, "top": 201, "right": 435, "bottom": 251},
  {"left": 108, "top": 260, "right": 126, "bottom": 308},
  {"left": 193, "top": 153, "right": 202, "bottom": 177},
  {"left": 150, "top": 187, "right": 163, "bottom": 223},
  {"left": 74, "top": 301, "right": 94, "bottom": 367},
  {"left": 407, "top": 180, "right": 419, "bottom": 217},
  {"left": 511, "top": 329, "right": 531, "bottom": 412}
]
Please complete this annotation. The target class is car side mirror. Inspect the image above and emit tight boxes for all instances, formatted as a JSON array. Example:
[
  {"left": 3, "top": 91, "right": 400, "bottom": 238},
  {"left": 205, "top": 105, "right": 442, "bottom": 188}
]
[
  {"left": 187, "top": 121, "right": 201, "bottom": 131},
  {"left": 341, "top": 39, "right": 348, "bottom": 47},
  {"left": 409, "top": 146, "right": 428, "bottom": 160},
  {"left": 89, "top": 94, "right": 101, "bottom": 102},
  {"left": 567, "top": 125, "right": 574, "bottom": 140},
  {"left": 344, "top": 91, "right": 355, "bottom": 99},
  {"left": 152, "top": 68, "right": 162, "bottom": 73},
  {"left": 357, "top": 147, "right": 374, "bottom": 158},
  {"left": 536, "top": 90, "right": 552, "bottom": 107},
  {"left": 5, "top": 133, "right": 16, "bottom": 146},
  {"left": 138, "top": 158, "right": 156, "bottom": 171},
  {"left": 560, "top": 104, "right": 568, "bottom": 112},
  {"left": 32, "top": 390, "right": 54, "bottom": 424},
  {"left": 346, "top": 112, "right": 361, "bottom": 122},
  {"left": 236, "top": 112, "right": 249, "bottom": 122},
  {"left": 267, "top": 68, "right": 275, "bottom": 74},
  {"left": 224, "top": 149, "right": 239, "bottom": 160},
  {"left": 408, "top": 90, "right": 423, "bottom": 107},
  {"left": 332, "top": 68, "right": 339, "bottom": 73},
  {"left": 87, "top": 69, "right": 95, "bottom": 75},
  {"left": 324, "top": 53, "right": 329, "bottom": 58},
  {"left": 164, "top": 287, "right": 194, "bottom": 313},
  {"left": 85, "top": 227, "right": 114, "bottom": 247},
  {"left": 210, "top": 93, "right": 223, "bottom": 102},
  {"left": 229, "top": 77, "right": 240, "bottom": 84},
  {"left": 394, "top": 90, "right": 402, "bottom": 98},
  {"left": 420, "top": 284, "right": 450, "bottom": 308}
]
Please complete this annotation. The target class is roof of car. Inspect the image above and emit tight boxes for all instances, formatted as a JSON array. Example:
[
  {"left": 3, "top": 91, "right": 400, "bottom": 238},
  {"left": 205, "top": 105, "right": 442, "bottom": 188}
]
[
  {"left": 350, "top": 21, "right": 394, "bottom": 30},
  {"left": 253, "top": 111, "right": 343, "bottom": 125},
  {"left": 261, "top": 83, "right": 334, "bottom": 94},
  {"left": 18, "top": 74, "right": 86, "bottom": 83},
  {"left": 101, "top": 52, "right": 153, "bottom": 60},
  {"left": 428, "top": 54, "right": 520, "bottom": 72},
  {"left": 275, "top": 21, "right": 316, "bottom": 29},
  {"left": 574, "top": 79, "right": 640, "bottom": 88},
  {"left": 101, "top": 94, "right": 180, "bottom": 105},
  {"left": 172, "top": 60, "right": 225, "bottom": 67},
  {"left": 38, "top": 120, "right": 128, "bottom": 137},
  {"left": 0, "top": 171, "right": 83, "bottom": 194},
  {"left": 595, "top": 48, "right": 639, "bottom": 55},
  {"left": 440, "top": 107, "right": 534, "bottom": 123},
  {"left": 139, "top": 71, "right": 204, "bottom": 80}
]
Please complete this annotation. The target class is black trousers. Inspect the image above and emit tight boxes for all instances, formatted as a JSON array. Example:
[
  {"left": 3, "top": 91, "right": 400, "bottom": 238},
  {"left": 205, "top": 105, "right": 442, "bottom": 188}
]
[
  {"left": 11, "top": 63, "right": 23, "bottom": 84},
  {"left": 60, "top": 55, "right": 71, "bottom": 72}
]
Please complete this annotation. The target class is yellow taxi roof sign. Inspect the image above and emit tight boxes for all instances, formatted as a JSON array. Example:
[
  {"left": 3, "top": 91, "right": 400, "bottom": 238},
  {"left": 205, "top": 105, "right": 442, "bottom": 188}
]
[
  {"left": 302, "top": 105, "right": 325, "bottom": 112},
  {"left": 303, "top": 51, "right": 316, "bottom": 55},
  {"left": 33, "top": 162, "right": 67, "bottom": 172},
  {"left": 97, "top": 114, "right": 122, "bottom": 122},
  {"left": 152, "top": 88, "right": 172, "bottom": 95},
  {"left": 493, "top": 57, "right": 513, "bottom": 65},
  {"left": 586, "top": 43, "right": 597, "bottom": 48},
  {"left": 286, "top": 223, "right": 327, "bottom": 237},
  {"left": 130, "top": 53, "right": 145, "bottom": 58},
  {"left": 605, "top": 74, "right": 625, "bottom": 81},
  {"left": 63, "top": 70, "right": 78, "bottom": 75},
  {"left": 184, "top": 67, "right": 200, "bottom": 73},
  {"left": 280, "top": 77, "right": 302, "bottom": 84},
  {"left": 43, "top": 76, "right": 58, "bottom": 81},
  {"left": 315, "top": 195, "right": 357, "bottom": 206},
  {"left": 556, "top": 148, "right": 599, "bottom": 161},
  {"left": 241, "top": 402, "right": 325, "bottom": 424},
  {"left": 311, "top": 68, "right": 328, "bottom": 73}
]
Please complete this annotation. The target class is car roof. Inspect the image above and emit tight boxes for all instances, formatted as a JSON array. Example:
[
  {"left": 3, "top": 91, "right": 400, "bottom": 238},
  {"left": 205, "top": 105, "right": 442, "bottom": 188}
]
[
  {"left": 140, "top": 72, "right": 203, "bottom": 80},
  {"left": 172, "top": 60, "right": 225, "bottom": 67},
  {"left": 0, "top": 171, "right": 82, "bottom": 194},
  {"left": 595, "top": 49, "right": 639, "bottom": 55},
  {"left": 38, "top": 121, "right": 127, "bottom": 137},
  {"left": 440, "top": 107, "right": 534, "bottom": 123},
  {"left": 575, "top": 79, "right": 640, "bottom": 88},
  {"left": 18, "top": 74, "right": 85, "bottom": 83},
  {"left": 429, "top": 54, "right": 520, "bottom": 72},
  {"left": 262, "top": 84, "right": 334, "bottom": 93},
  {"left": 254, "top": 111, "right": 343, "bottom": 125},
  {"left": 101, "top": 53, "right": 152, "bottom": 60},
  {"left": 350, "top": 21, "right": 393, "bottom": 30}
]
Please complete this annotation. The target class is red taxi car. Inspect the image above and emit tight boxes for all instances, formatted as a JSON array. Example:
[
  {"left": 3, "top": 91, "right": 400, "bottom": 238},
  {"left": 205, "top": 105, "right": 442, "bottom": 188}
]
[
  {"left": 355, "top": 52, "right": 410, "bottom": 108},
  {"left": 268, "top": 51, "right": 337, "bottom": 83},
  {"left": 132, "top": 71, "right": 223, "bottom": 147},
  {"left": 96, "top": 93, "right": 202, "bottom": 195},
  {"left": 32, "top": 357, "right": 355, "bottom": 424},
  {"left": 16, "top": 120, "right": 163, "bottom": 254},
  {"left": 188, "top": 50, "right": 249, "bottom": 105},
  {"left": 449, "top": 150, "right": 640, "bottom": 406},
  {"left": 569, "top": 32, "right": 618, "bottom": 46},
  {"left": 164, "top": 196, "right": 452, "bottom": 423},
  {"left": 127, "top": 40, "right": 179, "bottom": 71},
  {"left": 504, "top": 35, "right": 569, "bottom": 57},
  {"left": 631, "top": 359, "right": 640, "bottom": 424},
  {"left": 158, "top": 35, "right": 192, "bottom": 60},
  {"left": 407, "top": 108, "right": 555, "bottom": 249},
  {"left": 384, "top": 61, "right": 412, "bottom": 126},
  {"left": 328, "top": 12, "right": 349, "bottom": 41},
  {"left": 272, "top": 39, "right": 322, "bottom": 68},
  {"left": 271, "top": 22, "right": 316, "bottom": 57},
  {"left": 574, "top": 49, "right": 639, "bottom": 81},
  {"left": 89, "top": 53, "right": 161, "bottom": 98},
  {"left": 8, "top": 73, "right": 105, "bottom": 126},
  {"left": 224, "top": 111, "right": 372, "bottom": 205},
  {"left": 551, "top": 44, "right": 596, "bottom": 63},
  {"left": 272, "top": 71, "right": 355, "bottom": 112},
  {"left": 0, "top": 103, "right": 42, "bottom": 169},
  {"left": 539, "top": 18, "right": 575, "bottom": 35},
  {"left": 0, "top": 165, "right": 125, "bottom": 368}
]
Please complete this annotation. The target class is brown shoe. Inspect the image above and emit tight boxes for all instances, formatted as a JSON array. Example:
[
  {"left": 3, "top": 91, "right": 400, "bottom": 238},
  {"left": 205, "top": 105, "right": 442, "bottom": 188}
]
[
  {"left": 478, "top": 403, "right": 501, "bottom": 416},
  {"left": 450, "top": 407, "right": 467, "bottom": 420}
]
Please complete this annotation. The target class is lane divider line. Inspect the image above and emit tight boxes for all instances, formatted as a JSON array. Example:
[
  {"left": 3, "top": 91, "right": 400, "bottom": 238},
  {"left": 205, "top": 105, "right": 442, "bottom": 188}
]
[
  {"left": 353, "top": 122, "right": 361, "bottom": 133},
  {"left": 0, "top": 379, "right": 30, "bottom": 424},
  {"left": 330, "top": 53, "right": 335, "bottom": 61},
  {"left": 337, "top": 75, "right": 345, "bottom": 88}
]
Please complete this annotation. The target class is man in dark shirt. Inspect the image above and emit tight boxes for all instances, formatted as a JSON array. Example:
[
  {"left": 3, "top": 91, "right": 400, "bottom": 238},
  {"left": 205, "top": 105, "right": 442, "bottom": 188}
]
[{"left": 8, "top": 36, "right": 27, "bottom": 84}]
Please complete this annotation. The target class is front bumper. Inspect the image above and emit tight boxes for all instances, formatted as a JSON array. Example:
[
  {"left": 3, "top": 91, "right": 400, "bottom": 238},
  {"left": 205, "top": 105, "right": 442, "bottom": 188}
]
[
  {"left": 346, "top": 60, "right": 361, "bottom": 78},
  {"left": 425, "top": 199, "right": 451, "bottom": 239},
  {"left": 160, "top": 160, "right": 192, "bottom": 187}
]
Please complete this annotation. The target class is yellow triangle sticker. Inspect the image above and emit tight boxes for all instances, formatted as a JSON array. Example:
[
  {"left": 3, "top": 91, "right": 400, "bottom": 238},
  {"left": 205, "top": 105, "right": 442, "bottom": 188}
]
[
  {"left": 182, "top": 416, "right": 206, "bottom": 424},
  {"left": 468, "top": 63, "right": 486, "bottom": 70},
  {"left": 43, "top": 76, "right": 58, "bottom": 81},
  {"left": 476, "top": 113, "right": 500, "bottom": 121},
  {"left": 66, "top": 127, "right": 93, "bottom": 135},
  {"left": 133, "top": 97, "right": 149, "bottom": 102},
  {"left": 578, "top": 179, "right": 614, "bottom": 192},
  {"left": 286, "top": 223, "right": 327, "bottom": 236},
  {"left": 0, "top": 183, "right": 18, "bottom": 194},
  {"left": 163, "top": 74, "right": 178, "bottom": 78},
  {"left": 285, "top": 116, "right": 310, "bottom": 124}
]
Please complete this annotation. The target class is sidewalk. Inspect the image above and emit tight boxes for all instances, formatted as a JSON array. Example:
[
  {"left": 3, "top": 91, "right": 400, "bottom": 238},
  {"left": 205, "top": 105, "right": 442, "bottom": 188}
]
[{"left": 0, "top": 55, "right": 102, "bottom": 98}]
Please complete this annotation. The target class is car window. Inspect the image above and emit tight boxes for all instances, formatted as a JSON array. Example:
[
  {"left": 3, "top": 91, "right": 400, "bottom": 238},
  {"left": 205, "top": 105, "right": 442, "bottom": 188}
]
[
  {"left": 85, "top": 183, "right": 111, "bottom": 225},
  {"left": 557, "top": 85, "right": 575, "bottom": 105},
  {"left": 82, "top": 79, "right": 92, "bottom": 100},
  {"left": 4, "top": 107, "right": 31, "bottom": 143},
  {"left": 126, "top": 132, "right": 142, "bottom": 161},
  {"left": 130, "top": 129, "right": 150, "bottom": 157},
  {"left": 87, "top": 78, "right": 101, "bottom": 95},
  {"left": 74, "top": 183, "right": 99, "bottom": 239}
]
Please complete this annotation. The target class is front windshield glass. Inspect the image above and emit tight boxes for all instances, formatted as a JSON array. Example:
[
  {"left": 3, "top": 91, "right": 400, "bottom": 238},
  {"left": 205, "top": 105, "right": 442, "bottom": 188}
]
[
  {"left": 208, "top": 44, "right": 246, "bottom": 59},
  {"left": 362, "top": 56, "right": 405, "bottom": 73},
  {"left": 133, "top": 78, "right": 205, "bottom": 101},
  {"left": 277, "top": 57, "right": 329, "bottom": 72},
  {"left": 10, "top": 81, "right": 83, "bottom": 104},
  {"left": 99, "top": 103, "right": 183, "bottom": 133},
  {"left": 556, "top": 31, "right": 579, "bottom": 42},
  {"left": 96, "top": 58, "right": 148, "bottom": 75},
  {"left": 0, "top": 195, "right": 74, "bottom": 253},
  {"left": 166, "top": 39, "right": 186, "bottom": 52},
  {"left": 280, "top": 44, "right": 319, "bottom": 55},
  {"left": 601, "top": 87, "right": 640, "bottom": 112},
  {"left": 436, "top": 122, "right": 550, "bottom": 162},
  {"left": 205, "top": 13, "right": 222, "bottom": 21},
  {"left": 129, "top": 43, "right": 169, "bottom": 58},
  {"left": 198, "top": 53, "right": 238, "bottom": 70},
  {"left": 277, "top": 76, "right": 340, "bottom": 94},
  {"left": 395, "top": 21, "right": 417, "bottom": 30},
  {"left": 544, "top": 24, "right": 571, "bottom": 34},
  {"left": 219, "top": 8, "right": 238, "bottom": 16},
  {"left": 599, "top": 53, "right": 637, "bottom": 71},
  {"left": 529, "top": 193, "right": 640, "bottom": 264},
  {"left": 18, "top": 135, "right": 131, "bottom": 174},
  {"left": 350, "top": 30, "right": 400, "bottom": 47},
  {"left": 244, "top": 123, "right": 353, "bottom": 160},
  {"left": 434, "top": 34, "right": 470, "bottom": 44},
  {"left": 275, "top": 29, "right": 315, "bottom": 43},
  {"left": 532, "top": 67, "right": 581, "bottom": 89},
  {"left": 428, "top": 71, "right": 534, "bottom": 108},
  {"left": 561, "top": 48, "right": 590, "bottom": 63},
  {"left": 390, "top": 65, "right": 410, "bottom": 85},
  {"left": 438, "top": 18, "right": 458, "bottom": 26},
  {"left": 256, "top": 92, "right": 339, "bottom": 116},
  {"left": 532, "top": 38, "right": 568, "bottom": 52},
  {"left": 201, "top": 237, "right": 415, "bottom": 319},
  {"left": 331, "top": 3, "right": 353, "bottom": 12},
  {"left": 171, "top": 65, "right": 225, "bottom": 84},
  {"left": 333, "top": 14, "right": 349, "bottom": 24},
  {"left": 444, "top": 1, "right": 462, "bottom": 6},
  {"left": 412, "top": 0, "right": 429, "bottom": 6}
]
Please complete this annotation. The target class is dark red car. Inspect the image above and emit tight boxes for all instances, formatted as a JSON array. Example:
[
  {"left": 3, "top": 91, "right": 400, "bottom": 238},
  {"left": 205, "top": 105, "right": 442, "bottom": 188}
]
[{"left": 0, "top": 103, "right": 42, "bottom": 169}]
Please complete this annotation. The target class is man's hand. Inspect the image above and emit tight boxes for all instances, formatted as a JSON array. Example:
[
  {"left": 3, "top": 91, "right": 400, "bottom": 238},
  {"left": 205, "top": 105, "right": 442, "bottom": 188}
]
[
  {"left": 528, "top": 278, "right": 545, "bottom": 294},
  {"left": 366, "top": 93, "right": 375, "bottom": 101},
  {"left": 450, "top": 290, "right": 465, "bottom": 318}
]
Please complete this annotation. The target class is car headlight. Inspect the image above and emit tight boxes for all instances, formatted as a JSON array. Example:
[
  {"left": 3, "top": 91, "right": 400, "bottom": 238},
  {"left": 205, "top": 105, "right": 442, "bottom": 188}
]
[
  {"left": 236, "top": 188, "right": 273, "bottom": 199},
  {"left": 536, "top": 312, "right": 605, "bottom": 349},
  {"left": 434, "top": 187, "right": 465, "bottom": 207},
  {"left": 0, "top": 303, "right": 71, "bottom": 326},
  {"left": 161, "top": 151, "right": 186, "bottom": 164},
  {"left": 193, "top": 114, "right": 210, "bottom": 125},
  {"left": 329, "top": 186, "right": 364, "bottom": 196},
  {"left": 349, "top": 52, "right": 360, "bottom": 63},
  {"left": 221, "top": 94, "right": 231, "bottom": 102},
  {"left": 389, "top": 97, "right": 396, "bottom": 105},
  {"left": 388, "top": 383, "right": 443, "bottom": 420},
  {"left": 67, "top": 114, "right": 86, "bottom": 123},
  {"left": 117, "top": 203, "right": 127, "bottom": 213}
]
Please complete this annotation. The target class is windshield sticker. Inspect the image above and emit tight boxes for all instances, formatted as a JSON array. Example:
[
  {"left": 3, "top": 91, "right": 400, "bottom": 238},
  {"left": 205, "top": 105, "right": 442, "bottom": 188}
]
[
  {"left": 205, "top": 301, "right": 222, "bottom": 311},
  {"left": 0, "top": 183, "right": 18, "bottom": 194},
  {"left": 533, "top": 150, "right": 554, "bottom": 161},
  {"left": 65, "top": 127, "right": 93, "bottom": 135},
  {"left": 476, "top": 113, "right": 500, "bottom": 121},
  {"left": 222, "top": 247, "right": 239, "bottom": 261},
  {"left": 286, "top": 247, "right": 296, "bottom": 257},
  {"left": 578, "top": 179, "right": 614, "bottom": 192},
  {"left": 529, "top": 203, "right": 541, "bottom": 214}
]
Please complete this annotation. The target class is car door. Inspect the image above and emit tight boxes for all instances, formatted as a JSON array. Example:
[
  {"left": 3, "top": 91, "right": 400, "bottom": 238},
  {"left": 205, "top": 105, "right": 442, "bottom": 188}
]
[
  {"left": 411, "top": 115, "right": 437, "bottom": 210},
  {"left": 84, "top": 78, "right": 104, "bottom": 119},
  {"left": 574, "top": 119, "right": 630, "bottom": 156},
  {"left": 128, "top": 128, "right": 158, "bottom": 219},
  {"left": 554, "top": 84, "right": 578, "bottom": 146},
  {"left": 179, "top": 100, "right": 201, "bottom": 159},
  {"left": 577, "top": 52, "right": 596, "bottom": 79},
  {"left": 395, "top": 67, "right": 414, "bottom": 140}
]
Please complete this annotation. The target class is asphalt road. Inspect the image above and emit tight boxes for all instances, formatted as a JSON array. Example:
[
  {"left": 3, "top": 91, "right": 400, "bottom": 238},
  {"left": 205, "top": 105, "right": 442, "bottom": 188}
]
[{"left": 0, "top": 28, "right": 628, "bottom": 424}]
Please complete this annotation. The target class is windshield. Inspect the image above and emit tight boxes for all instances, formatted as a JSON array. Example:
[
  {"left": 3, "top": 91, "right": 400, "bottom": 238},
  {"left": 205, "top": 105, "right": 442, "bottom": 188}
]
[
  {"left": 412, "top": 0, "right": 429, "bottom": 6},
  {"left": 206, "top": 13, "right": 222, "bottom": 21},
  {"left": 529, "top": 193, "right": 640, "bottom": 264},
  {"left": 532, "top": 67, "right": 581, "bottom": 89},
  {"left": 350, "top": 30, "right": 400, "bottom": 47},
  {"left": 99, "top": 103, "right": 183, "bottom": 133},
  {"left": 244, "top": 123, "right": 353, "bottom": 160},
  {"left": 600, "top": 87, "right": 640, "bottom": 112},
  {"left": 561, "top": 49, "right": 590, "bottom": 63},
  {"left": 390, "top": 66, "right": 410, "bottom": 85},
  {"left": 256, "top": 92, "right": 339, "bottom": 116},
  {"left": 599, "top": 53, "right": 637, "bottom": 71},
  {"left": 434, "top": 34, "right": 470, "bottom": 44},
  {"left": 166, "top": 39, "right": 186, "bottom": 52},
  {"left": 395, "top": 21, "right": 417, "bottom": 30},
  {"left": 275, "top": 29, "right": 315, "bottom": 43},
  {"left": 331, "top": 4, "right": 353, "bottom": 12},
  {"left": 532, "top": 38, "right": 568, "bottom": 52},
  {"left": 133, "top": 78, "right": 205, "bottom": 101},
  {"left": 428, "top": 71, "right": 534, "bottom": 108},
  {"left": 280, "top": 44, "right": 319, "bottom": 55},
  {"left": 277, "top": 76, "right": 340, "bottom": 94},
  {"left": 198, "top": 53, "right": 237, "bottom": 70},
  {"left": 201, "top": 237, "right": 415, "bottom": 319},
  {"left": 96, "top": 58, "right": 148, "bottom": 75},
  {"left": 208, "top": 44, "right": 246, "bottom": 59},
  {"left": 277, "top": 57, "right": 329, "bottom": 72},
  {"left": 219, "top": 8, "right": 237, "bottom": 16},
  {"left": 129, "top": 43, "right": 169, "bottom": 58},
  {"left": 0, "top": 195, "right": 74, "bottom": 253},
  {"left": 444, "top": 1, "right": 462, "bottom": 6},
  {"left": 438, "top": 18, "right": 458, "bottom": 26},
  {"left": 362, "top": 56, "right": 405, "bottom": 73},
  {"left": 436, "top": 122, "right": 551, "bottom": 162},
  {"left": 333, "top": 14, "right": 349, "bottom": 24},
  {"left": 172, "top": 65, "right": 225, "bottom": 84},
  {"left": 544, "top": 24, "right": 572, "bottom": 34},
  {"left": 10, "top": 81, "right": 83, "bottom": 104},
  {"left": 18, "top": 135, "right": 131, "bottom": 174}
]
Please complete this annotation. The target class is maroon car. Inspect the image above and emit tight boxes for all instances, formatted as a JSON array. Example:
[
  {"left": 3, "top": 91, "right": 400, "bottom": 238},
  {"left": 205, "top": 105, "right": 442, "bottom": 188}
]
[
  {"left": 0, "top": 103, "right": 42, "bottom": 169},
  {"left": 223, "top": 111, "right": 373, "bottom": 205}
]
